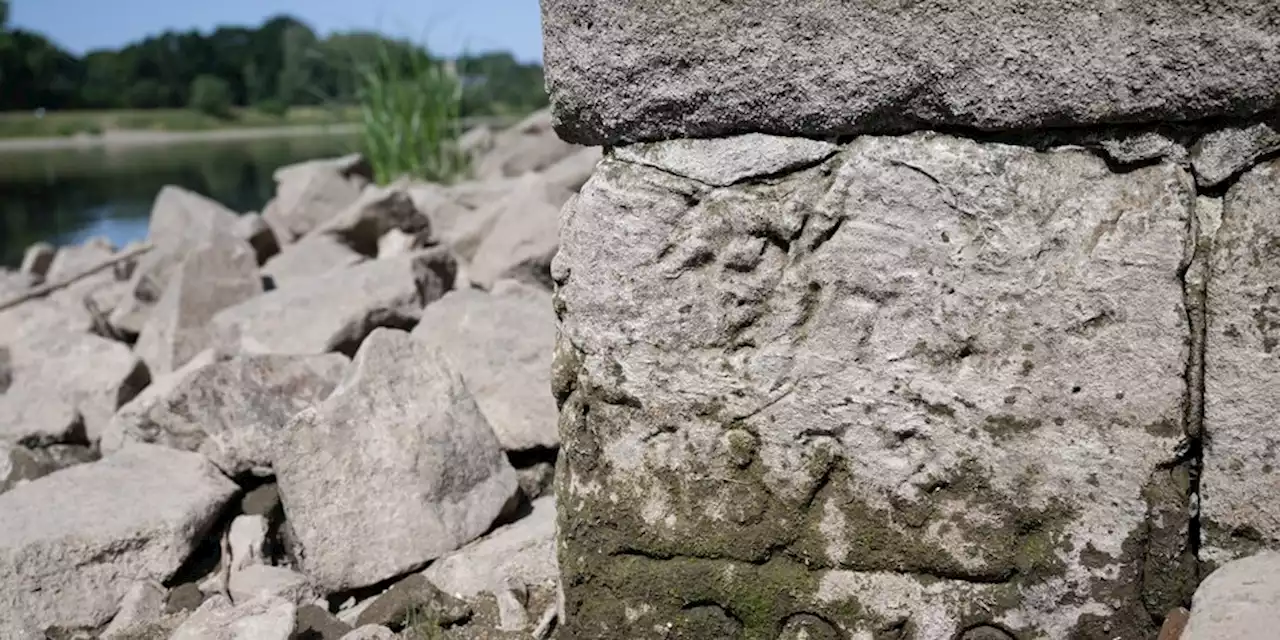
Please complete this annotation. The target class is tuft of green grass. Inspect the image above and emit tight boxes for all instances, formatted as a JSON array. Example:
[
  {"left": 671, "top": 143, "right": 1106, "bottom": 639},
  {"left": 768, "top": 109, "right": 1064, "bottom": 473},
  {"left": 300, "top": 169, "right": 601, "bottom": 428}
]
[{"left": 354, "top": 40, "right": 469, "bottom": 185}]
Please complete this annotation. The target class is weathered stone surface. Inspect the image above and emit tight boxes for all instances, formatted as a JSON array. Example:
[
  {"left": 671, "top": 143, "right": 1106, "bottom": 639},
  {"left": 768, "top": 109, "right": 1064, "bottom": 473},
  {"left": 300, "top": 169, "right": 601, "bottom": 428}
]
[
  {"left": 0, "top": 297, "right": 93, "bottom": 344},
  {"left": 100, "top": 348, "right": 222, "bottom": 453},
  {"left": 0, "top": 444, "right": 237, "bottom": 636},
  {"left": 355, "top": 574, "right": 471, "bottom": 630},
  {"left": 340, "top": 626, "right": 396, "bottom": 640},
  {"left": 295, "top": 604, "right": 353, "bottom": 640},
  {"left": 44, "top": 236, "right": 115, "bottom": 281},
  {"left": 262, "top": 233, "right": 367, "bottom": 289},
  {"left": 405, "top": 181, "right": 476, "bottom": 243},
  {"left": 1192, "top": 117, "right": 1280, "bottom": 189},
  {"left": 541, "top": 145, "right": 603, "bottom": 194},
  {"left": 170, "top": 594, "right": 296, "bottom": 640},
  {"left": 99, "top": 580, "right": 168, "bottom": 640},
  {"left": 553, "top": 134, "right": 1192, "bottom": 637},
  {"left": 110, "top": 187, "right": 241, "bottom": 335},
  {"left": 103, "top": 353, "right": 346, "bottom": 476},
  {"left": 376, "top": 228, "right": 423, "bottom": 260},
  {"left": 614, "top": 134, "right": 839, "bottom": 187},
  {"left": 411, "top": 281, "right": 557, "bottom": 451},
  {"left": 1184, "top": 552, "right": 1280, "bottom": 640},
  {"left": 0, "top": 442, "right": 95, "bottom": 494},
  {"left": 469, "top": 190, "right": 562, "bottom": 290},
  {"left": 1, "top": 330, "right": 148, "bottom": 443},
  {"left": 274, "top": 153, "right": 373, "bottom": 186},
  {"left": 274, "top": 328, "right": 518, "bottom": 593},
  {"left": 1202, "top": 158, "right": 1280, "bottom": 564},
  {"left": 265, "top": 164, "right": 365, "bottom": 242},
  {"left": 1099, "top": 130, "right": 1190, "bottom": 167},
  {"left": 234, "top": 212, "right": 281, "bottom": 265},
  {"left": 213, "top": 250, "right": 455, "bottom": 357},
  {"left": 134, "top": 236, "right": 263, "bottom": 376},
  {"left": 229, "top": 515, "right": 269, "bottom": 573},
  {"left": 19, "top": 242, "right": 55, "bottom": 279},
  {"left": 445, "top": 174, "right": 571, "bottom": 265},
  {"left": 423, "top": 496, "right": 557, "bottom": 598},
  {"left": 475, "top": 109, "right": 580, "bottom": 180},
  {"left": 229, "top": 565, "right": 316, "bottom": 605},
  {"left": 310, "top": 186, "right": 432, "bottom": 257},
  {"left": 543, "top": 1, "right": 1280, "bottom": 145}
]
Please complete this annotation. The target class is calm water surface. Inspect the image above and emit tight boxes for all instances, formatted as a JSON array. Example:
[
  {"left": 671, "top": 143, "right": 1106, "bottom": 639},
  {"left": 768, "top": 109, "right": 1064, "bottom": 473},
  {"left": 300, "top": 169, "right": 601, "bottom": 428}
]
[{"left": 0, "top": 134, "right": 361, "bottom": 266}]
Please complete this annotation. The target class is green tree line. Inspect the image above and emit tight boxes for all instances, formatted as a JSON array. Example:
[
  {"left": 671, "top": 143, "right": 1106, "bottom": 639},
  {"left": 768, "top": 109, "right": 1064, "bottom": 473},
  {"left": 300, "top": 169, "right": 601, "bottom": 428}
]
[{"left": 0, "top": 6, "right": 547, "bottom": 117}]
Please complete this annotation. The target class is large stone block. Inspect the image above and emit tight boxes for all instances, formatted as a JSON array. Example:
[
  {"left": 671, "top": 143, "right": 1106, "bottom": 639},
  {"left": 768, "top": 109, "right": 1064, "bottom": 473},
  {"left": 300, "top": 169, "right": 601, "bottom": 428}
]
[
  {"left": 553, "top": 134, "right": 1193, "bottom": 637},
  {"left": 1202, "top": 158, "right": 1280, "bottom": 565},
  {"left": 541, "top": 0, "right": 1280, "bottom": 145}
]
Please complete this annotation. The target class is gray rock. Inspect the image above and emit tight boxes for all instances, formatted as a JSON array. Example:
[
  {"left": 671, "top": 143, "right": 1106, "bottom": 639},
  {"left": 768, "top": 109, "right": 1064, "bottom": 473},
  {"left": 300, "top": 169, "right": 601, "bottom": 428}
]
[
  {"left": 44, "top": 236, "right": 115, "bottom": 281},
  {"left": 0, "top": 442, "right": 95, "bottom": 494},
  {"left": 0, "top": 297, "right": 93, "bottom": 344},
  {"left": 234, "top": 212, "right": 281, "bottom": 265},
  {"left": 169, "top": 594, "right": 296, "bottom": 640},
  {"left": 1098, "top": 130, "right": 1189, "bottom": 166},
  {"left": 376, "top": 228, "right": 424, "bottom": 260},
  {"left": 274, "top": 328, "right": 519, "bottom": 593},
  {"left": 99, "top": 580, "right": 167, "bottom": 640},
  {"left": 543, "top": 1, "right": 1280, "bottom": 144},
  {"left": 515, "top": 462, "right": 556, "bottom": 501},
  {"left": 423, "top": 496, "right": 557, "bottom": 598},
  {"left": 614, "top": 134, "right": 840, "bottom": 186},
  {"left": 1184, "top": 551, "right": 1280, "bottom": 640},
  {"left": 103, "top": 353, "right": 346, "bottom": 477},
  {"left": 109, "top": 187, "right": 241, "bottom": 336},
  {"left": 1192, "top": 118, "right": 1280, "bottom": 188},
  {"left": 99, "top": 348, "right": 222, "bottom": 454},
  {"left": 405, "top": 181, "right": 475, "bottom": 243},
  {"left": 444, "top": 174, "right": 571, "bottom": 264},
  {"left": 459, "top": 125, "right": 495, "bottom": 158},
  {"left": 0, "top": 444, "right": 237, "bottom": 637},
  {"left": 0, "top": 330, "right": 148, "bottom": 444},
  {"left": 19, "top": 242, "right": 55, "bottom": 280},
  {"left": 411, "top": 281, "right": 558, "bottom": 451},
  {"left": 228, "top": 515, "right": 268, "bottom": 573},
  {"left": 354, "top": 574, "right": 471, "bottom": 630},
  {"left": 274, "top": 153, "right": 373, "bottom": 186},
  {"left": 553, "top": 133, "right": 1191, "bottom": 638},
  {"left": 340, "top": 626, "right": 396, "bottom": 640},
  {"left": 213, "top": 250, "right": 456, "bottom": 357},
  {"left": 295, "top": 604, "right": 353, "bottom": 640},
  {"left": 265, "top": 165, "right": 364, "bottom": 242},
  {"left": 0, "top": 345, "right": 8, "bottom": 392},
  {"left": 134, "top": 236, "right": 263, "bottom": 376},
  {"left": 468, "top": 190, "right": 562, "bottom": 290},
  {"left": 494, "top": 588, "right": 529, "bottom": 631},
  {"left": 228, "top": 565, "right": 316, "bottom": 606},
  {"left": 1202, "top": 158, "right": 1280, "bottom": 563},
  {"left": 261, "top": 233, "right": 367, "bottom": 290},
  {"left": 475, "top": 109, "right": 581, "bottom": 180},
  {"left": 540, "top": 145, "right": 603, "bottom": 193},
  {"left": 309, "top": 186, "right": 432, "bottom": 257}
]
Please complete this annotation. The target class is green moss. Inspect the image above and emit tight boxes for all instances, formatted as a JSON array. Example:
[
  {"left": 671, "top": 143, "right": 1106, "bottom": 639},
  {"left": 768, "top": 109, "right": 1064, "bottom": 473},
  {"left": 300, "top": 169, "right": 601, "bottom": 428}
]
[{"left": 981, "top": 414, "right": 1044, "bottom": 440}]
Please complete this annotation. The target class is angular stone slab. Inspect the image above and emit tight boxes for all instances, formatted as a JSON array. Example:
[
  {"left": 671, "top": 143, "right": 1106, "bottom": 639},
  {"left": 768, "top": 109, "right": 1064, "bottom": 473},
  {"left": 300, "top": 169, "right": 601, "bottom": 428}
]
[
  {"left": 553, "top": 134, "right": 1192, "bottom": 638},
  {"left": 261, "top": 233, "right": 367, "bottom": 289},
  {"left": 106, "top": 353, "right": 347, "bottom": 477},
  {"left": 423, "top": 495, "right": 558, "bottom": 598},
  {"left": 275, "top": 328, "right": 518, "bottom": 593},
  {"left": 542, "top": 0, "right": 1280, "bottom": 144},
  {"left": 0, "top": 444, "right": 237, "bottom": 637},
  {"left": 265, "top": 164, "right": 365, "bottom": 242},
  {"left": 134, "top": 236, "right": 263, "bottom": 376},
  {"left": 1202, "top": 158, "right": 1280, "bottom": 565},
  {"left": 1, "top": 330, "right": 148, "bottom": 443},
  {"left": 212, "top": 250, "right": 456, "bottom": 357},
  {"left": 411, "top": 281, "right": 559, "bottom": 451},
  {"left": 1184, "top": 551, "right": 1280, "bottom": 640}
]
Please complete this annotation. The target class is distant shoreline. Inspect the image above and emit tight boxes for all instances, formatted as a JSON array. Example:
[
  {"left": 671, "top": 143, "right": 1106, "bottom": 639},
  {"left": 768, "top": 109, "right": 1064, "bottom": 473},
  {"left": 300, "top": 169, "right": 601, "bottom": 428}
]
[{"left": 0, "top": 123, "right": 363, "bottom": 153}]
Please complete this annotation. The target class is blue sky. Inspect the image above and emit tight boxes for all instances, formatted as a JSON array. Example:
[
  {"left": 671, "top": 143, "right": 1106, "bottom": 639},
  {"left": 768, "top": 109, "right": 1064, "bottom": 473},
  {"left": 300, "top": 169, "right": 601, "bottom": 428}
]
[{"left": 9, "top": 0, "right": 544, "bottom": 62}]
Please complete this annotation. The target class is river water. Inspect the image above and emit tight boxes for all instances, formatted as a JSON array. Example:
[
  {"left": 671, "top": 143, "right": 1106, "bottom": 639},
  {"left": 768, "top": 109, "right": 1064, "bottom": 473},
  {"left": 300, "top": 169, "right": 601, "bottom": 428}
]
[{"left": 0, "top": 133, "right": 361, "bottom": 266}]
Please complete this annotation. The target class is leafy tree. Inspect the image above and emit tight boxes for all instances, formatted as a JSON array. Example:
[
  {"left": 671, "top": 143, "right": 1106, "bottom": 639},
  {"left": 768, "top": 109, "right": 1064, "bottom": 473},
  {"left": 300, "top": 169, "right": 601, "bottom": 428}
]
[{"left": 189, "top": 74, "right": 234, "bottom": 118}]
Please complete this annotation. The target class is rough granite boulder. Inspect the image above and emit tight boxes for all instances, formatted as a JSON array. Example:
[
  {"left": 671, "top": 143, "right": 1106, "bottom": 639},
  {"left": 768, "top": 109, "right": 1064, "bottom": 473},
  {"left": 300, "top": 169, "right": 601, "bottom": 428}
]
[
  {"left": 446, "top": 173, "right": 572, "bottom": 265},
  {"left": 212, "top": 250, "right": 456, "bottom": 357},
  {"left": 542, "top": 0, "right": 1280, "bottom": 145},
  {"left": 274, "top": 328, "right": 519, "bottom": 593},
  {"left": 1183, "top": 551, "right": 1280, "bottom": 640},
  {"left": 261, "top": 233, "right": 367, "bottom": 289},
  {"left": 423, "top": 495, "right": 558, "bottom": 598},
  {"left": 134, "top": 236, "right": 263, "bottom": 376},
  {"left": 265, "top": 163, "right": 365, "bottom": 242},
  {"left": 1191, "top": 116, "right": 1280, "bottom": 189},
  {"left": 474, "top": 109, "right": 581, "bottom": 180},
  {"left": 1, "top": 330, "right": 148, "bottom": 444},
  {"left": 411, "top": 280, "right": 558, "bottom": 451},
  {"left": 553, "top": 134, "right": 1192, "bottom": 638},
  {"left": 1202, "top": 158, "right": 1280, "bottom": 565},
  {"left": 0, "top": 444, "right": 237, "bottom": 637},
  {"left": 234, "top": 212, "right": 281, "bottom": 265},
  {"left": 19, "top": 242, "right": 55, "bottom": 280},
  {"left": 170, "top": 595, "right": 296, "bottom": 640},
  {"left": 0, "top": 441, "right": 95, "bottom": 494},
  {"left": 100, "top": 348, "right": 223, "bottom": 453},
  {"left": 308, "top": 185, "right": 432, "bottom": 257},
  {"left": 110, "top": 186, "right": 242, "bottom": 336},
  {"left": 103, "top": 353, "right": 346, "bottom": 477}
]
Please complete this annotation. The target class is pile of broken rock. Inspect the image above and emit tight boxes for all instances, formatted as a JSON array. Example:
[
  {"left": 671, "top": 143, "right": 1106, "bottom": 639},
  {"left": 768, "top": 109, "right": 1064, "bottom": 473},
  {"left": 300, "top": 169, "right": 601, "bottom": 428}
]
[{"left": 0, "top": 109, "right": 593, "bottom": 640}]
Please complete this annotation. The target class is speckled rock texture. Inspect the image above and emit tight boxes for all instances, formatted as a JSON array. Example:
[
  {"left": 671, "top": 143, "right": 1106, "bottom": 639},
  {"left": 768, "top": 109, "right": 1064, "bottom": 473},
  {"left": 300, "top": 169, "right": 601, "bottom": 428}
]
[
  {"left": 552, "top": 133, "right": 1195, "bottom": 638},
  {"left": 541, "top": 0, "right": 1280, "bottom": 145},
  {"left": 1202, "top": 158, "right": 1280, "bottom": 566}
]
